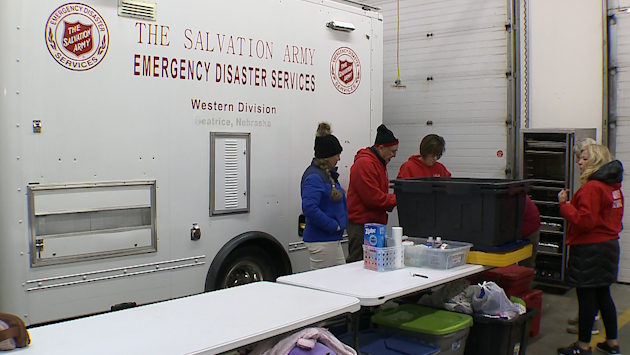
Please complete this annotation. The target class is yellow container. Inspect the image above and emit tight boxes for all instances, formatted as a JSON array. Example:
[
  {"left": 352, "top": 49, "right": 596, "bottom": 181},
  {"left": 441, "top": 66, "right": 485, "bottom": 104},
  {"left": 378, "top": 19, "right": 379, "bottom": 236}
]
[{"left": 466, "top": 244, "right": 532, "bottom": 267}]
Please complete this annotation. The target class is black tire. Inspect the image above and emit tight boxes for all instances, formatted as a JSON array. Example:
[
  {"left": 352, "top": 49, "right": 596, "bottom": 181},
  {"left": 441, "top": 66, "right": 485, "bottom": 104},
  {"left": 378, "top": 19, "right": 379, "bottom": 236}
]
[{"left": 215, "top": 245, "right": 276, "bottom": 289}]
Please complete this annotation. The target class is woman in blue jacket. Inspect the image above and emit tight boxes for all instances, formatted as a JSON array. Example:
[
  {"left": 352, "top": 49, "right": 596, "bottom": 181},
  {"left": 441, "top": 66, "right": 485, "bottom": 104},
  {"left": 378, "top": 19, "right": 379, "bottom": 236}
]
[{"left": 301, "top": 122, "right": 348, "bottom": 270}]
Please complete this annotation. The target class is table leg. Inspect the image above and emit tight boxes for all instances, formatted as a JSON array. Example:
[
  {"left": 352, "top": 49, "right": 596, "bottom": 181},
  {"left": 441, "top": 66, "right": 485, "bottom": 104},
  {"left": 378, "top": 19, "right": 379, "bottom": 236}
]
[{"left": 352, "top": 311, "right": 360, "bottom": 353}]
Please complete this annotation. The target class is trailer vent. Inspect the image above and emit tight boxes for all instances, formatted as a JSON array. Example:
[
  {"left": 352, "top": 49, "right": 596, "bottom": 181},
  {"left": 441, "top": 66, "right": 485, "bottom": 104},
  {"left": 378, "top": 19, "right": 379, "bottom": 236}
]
[
  {"left": 118, "top": 0, "right": 157, "bottom": 21},
  {"left": 223, "top": 140, "right": 240, "bottom": 209},
  {"left": 210, "top": 132, "right": 251, "bottom": 215}
]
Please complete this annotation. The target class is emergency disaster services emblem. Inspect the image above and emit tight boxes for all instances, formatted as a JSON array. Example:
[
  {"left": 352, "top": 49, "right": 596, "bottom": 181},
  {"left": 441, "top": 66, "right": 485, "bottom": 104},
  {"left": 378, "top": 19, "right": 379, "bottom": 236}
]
[
  {"left": 45, "top": 3, "right": 109, "bottom": 71},
  {"left": 330, "top": 47, "right": 361, "bottom": 94}
]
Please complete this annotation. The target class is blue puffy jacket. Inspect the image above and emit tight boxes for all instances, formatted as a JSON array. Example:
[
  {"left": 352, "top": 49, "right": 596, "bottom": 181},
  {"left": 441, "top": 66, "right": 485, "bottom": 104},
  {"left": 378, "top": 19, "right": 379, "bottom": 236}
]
[{"left": 300, "top": 160, "right": 348, "bottom": 242}]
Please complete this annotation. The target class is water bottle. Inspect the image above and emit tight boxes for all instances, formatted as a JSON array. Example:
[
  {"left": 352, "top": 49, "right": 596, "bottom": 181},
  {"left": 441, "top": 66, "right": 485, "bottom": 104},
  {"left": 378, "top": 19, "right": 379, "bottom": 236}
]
[
  {"left": 427, "top": 236, "right": 434, "bottom": 248},
  {"left": 435, "top": 236, "right": 442, "bottom": 249}
]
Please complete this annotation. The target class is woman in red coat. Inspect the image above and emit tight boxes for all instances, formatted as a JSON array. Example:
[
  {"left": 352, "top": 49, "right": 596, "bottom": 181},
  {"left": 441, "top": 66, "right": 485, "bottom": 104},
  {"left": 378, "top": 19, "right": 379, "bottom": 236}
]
[
  {"left": 556, "top": 144, "right": 623, "bottom": 355},
  {"left": 397, "top": 134, "right": 451, "bottom": 178}
]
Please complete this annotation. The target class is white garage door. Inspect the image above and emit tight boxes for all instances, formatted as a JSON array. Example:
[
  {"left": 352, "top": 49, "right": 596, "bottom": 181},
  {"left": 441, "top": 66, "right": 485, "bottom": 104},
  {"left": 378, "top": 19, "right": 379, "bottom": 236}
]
[
  {"left": 609, "top": 6, "right": 630, "bottom": 283},
  {"left": 360, "top": 0, "right": 514, "bottom": 178}
]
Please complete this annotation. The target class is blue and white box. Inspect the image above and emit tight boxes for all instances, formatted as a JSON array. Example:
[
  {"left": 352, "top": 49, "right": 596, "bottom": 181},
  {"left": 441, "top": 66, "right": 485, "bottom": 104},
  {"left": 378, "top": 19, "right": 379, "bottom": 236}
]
[{"left": 364, "top": 223, "right": 387, "bottom": 247}]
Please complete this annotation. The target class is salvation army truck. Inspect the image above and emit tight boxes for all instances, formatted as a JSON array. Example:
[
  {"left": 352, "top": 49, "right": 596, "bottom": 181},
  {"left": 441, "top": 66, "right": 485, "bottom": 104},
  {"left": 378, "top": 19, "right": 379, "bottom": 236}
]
[{"left": 0, "top": 0, "right": 383, "bottom": 325}]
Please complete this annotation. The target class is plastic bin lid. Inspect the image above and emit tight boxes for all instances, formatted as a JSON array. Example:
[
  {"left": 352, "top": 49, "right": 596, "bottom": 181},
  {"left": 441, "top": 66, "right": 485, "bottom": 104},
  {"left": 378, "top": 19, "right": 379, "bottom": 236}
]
[
  {"left": 471, "top": 239, "right": 531, "bottom": 252},
  {"left": 482, "top": 264, "right": 535, "bottom": 280},
  {"left": 391, "top": 177, "right": 532, "bottom": 193},
  {"left": 360, "top": 336, "right": 440, "bottom": 355},
  {"left": 372, "top": 304, "right": 473, "bottom": 335}
]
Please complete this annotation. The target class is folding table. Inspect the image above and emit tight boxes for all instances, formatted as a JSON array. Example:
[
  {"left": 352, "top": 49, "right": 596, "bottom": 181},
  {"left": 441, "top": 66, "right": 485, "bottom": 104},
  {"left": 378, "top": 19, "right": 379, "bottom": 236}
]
[
  {"left": 277, "top": 261, "right": 487, "bottom": 350},
  {"left": 19, "top": 281, "right": 360, "bottom": 355}
]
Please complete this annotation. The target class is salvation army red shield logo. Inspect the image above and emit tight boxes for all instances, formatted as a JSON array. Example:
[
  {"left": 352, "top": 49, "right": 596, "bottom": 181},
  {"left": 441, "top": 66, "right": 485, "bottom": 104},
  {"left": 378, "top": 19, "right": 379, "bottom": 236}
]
[
  {"left": 62, "top": 21, "right": 94, "bottom": 57},
  {"left": 338, "top": 60, "right": 354, "bottom": 84},
  {"left": 45, "top": 3, "right": 109, "bottom": 71},
  {"left": 330, "top": 47, "right": 361, "bottom": 94}
]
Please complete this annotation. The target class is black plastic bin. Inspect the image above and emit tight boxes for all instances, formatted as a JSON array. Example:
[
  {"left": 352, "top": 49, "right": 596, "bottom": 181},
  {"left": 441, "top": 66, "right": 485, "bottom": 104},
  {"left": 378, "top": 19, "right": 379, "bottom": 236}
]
[
  {"left": 392, "top": 178, "right": 531, "bottom": 248},
  {"left": 464, "top": 308, "right": 539, "bottom": 355}
]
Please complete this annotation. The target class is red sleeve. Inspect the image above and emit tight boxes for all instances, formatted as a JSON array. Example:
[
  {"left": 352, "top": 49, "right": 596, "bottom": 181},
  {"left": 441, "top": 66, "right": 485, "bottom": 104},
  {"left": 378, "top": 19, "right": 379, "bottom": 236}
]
[
  {"left": 353, "top": 160, "right": 397, "bottom": 211},
  {"left": 559, "top": 186, "right": 600, "bottom": 233}
]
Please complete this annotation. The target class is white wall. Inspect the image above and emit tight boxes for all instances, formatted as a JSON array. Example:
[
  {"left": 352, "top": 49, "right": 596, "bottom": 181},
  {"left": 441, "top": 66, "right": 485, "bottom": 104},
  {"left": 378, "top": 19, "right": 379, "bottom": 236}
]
[{"left": 522, "top": 0, "right": 604, "bottom": 140}]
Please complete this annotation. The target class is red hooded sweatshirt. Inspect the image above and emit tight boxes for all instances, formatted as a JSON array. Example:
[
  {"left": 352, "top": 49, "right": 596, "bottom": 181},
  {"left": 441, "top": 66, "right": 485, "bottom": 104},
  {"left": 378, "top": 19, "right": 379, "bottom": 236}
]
[
  {"left": 560, "top": 160, "right": 624, "bottom": 245},
  {"left": 397, "top": 155, "right": 451, "bottom": 178},
  {"left": 346, "top": 147, "right": 397, "bottom": 225}
]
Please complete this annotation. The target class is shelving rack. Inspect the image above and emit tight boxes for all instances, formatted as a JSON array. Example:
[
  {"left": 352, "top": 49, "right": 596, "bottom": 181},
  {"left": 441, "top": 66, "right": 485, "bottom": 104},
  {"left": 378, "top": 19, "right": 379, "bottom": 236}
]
[{"left": 519, "top": 129, "right": 595, "bottom": 287}]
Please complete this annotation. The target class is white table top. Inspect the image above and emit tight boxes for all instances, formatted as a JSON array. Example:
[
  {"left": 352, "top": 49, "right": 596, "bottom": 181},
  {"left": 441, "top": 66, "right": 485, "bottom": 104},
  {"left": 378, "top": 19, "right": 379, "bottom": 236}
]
[
  {"left": 277, "top": 262, "right": 487, "bottom": 306},
  {"left": 18, "top": 281, "right": 360, "bottom": 355}
]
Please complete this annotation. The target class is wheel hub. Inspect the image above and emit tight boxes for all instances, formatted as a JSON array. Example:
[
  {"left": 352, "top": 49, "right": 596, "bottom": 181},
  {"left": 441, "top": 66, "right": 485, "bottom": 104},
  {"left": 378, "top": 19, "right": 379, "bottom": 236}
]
[{"left": 223, "top": 260, "right": 264, "bottom": 288}]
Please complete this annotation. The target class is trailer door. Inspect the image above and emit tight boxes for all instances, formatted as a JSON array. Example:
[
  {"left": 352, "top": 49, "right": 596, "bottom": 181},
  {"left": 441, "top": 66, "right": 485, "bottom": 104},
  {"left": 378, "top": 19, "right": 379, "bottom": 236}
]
[{"left": 362, "top": 0, "right": 515, "bottom": 178}]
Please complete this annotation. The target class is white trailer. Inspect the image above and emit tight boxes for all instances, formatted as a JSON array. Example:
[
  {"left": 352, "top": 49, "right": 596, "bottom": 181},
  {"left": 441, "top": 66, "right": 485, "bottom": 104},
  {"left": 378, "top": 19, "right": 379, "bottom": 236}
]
[{"left": 0, "top": 0, "right": 383, "bottom": 325}]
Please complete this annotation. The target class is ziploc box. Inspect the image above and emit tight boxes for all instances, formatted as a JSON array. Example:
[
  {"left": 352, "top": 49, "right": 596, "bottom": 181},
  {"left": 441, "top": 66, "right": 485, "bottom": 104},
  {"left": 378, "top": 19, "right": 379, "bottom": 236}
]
[{"left": 364, "top": 223, "right": 387, "bottom": 247}]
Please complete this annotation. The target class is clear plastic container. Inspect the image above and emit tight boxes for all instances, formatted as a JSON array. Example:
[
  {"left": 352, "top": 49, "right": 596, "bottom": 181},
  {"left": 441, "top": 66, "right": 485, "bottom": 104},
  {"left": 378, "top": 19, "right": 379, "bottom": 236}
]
[
  {"left": 404, "top": 238, "right": 472, "bottom": 269},
  {"left": 363, "top": 245, "right": 405, "bottom": 271}
]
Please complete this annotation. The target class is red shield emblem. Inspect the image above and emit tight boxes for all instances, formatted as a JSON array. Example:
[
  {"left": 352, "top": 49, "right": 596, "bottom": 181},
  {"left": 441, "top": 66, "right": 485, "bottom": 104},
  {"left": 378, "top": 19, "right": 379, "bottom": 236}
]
[
  {"left": 338, "top": 60, "right": 354, "bottom": 84},
  {"left": 63, "top": 21, "right": 93, "bottom": 58}
]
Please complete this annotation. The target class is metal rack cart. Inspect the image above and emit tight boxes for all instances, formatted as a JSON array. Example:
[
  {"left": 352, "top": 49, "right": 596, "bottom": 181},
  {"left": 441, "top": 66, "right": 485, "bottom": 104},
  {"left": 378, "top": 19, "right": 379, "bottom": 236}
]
[{"left": 519, "top": 128, "right": 596, "bottom": 288}]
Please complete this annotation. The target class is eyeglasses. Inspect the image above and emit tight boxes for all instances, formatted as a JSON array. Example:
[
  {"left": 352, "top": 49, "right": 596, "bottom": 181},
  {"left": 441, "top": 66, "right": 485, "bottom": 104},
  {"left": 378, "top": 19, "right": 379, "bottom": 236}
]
[{"left": 387, "top": 146, "right": 398, "bottom": 156}]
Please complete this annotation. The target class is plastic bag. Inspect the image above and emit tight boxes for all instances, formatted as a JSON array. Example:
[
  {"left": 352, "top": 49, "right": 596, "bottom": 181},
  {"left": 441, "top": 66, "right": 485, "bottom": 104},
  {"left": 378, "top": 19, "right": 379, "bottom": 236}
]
[{"left": 471, "top": 281, "right": 520, "bottom": 319}]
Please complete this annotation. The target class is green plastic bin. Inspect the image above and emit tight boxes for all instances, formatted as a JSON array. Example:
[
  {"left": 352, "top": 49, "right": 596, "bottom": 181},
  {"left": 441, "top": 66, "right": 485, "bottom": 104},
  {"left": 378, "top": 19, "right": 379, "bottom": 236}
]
[{"left": 372, "top": 304, "right": 473, "bottom": 355}]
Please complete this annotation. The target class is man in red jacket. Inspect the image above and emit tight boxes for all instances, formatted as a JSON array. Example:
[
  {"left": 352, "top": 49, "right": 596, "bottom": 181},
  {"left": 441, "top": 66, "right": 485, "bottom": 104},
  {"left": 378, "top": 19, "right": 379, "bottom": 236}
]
[{"left": 345, "top": 124, "right": 399, "bottom": 262}]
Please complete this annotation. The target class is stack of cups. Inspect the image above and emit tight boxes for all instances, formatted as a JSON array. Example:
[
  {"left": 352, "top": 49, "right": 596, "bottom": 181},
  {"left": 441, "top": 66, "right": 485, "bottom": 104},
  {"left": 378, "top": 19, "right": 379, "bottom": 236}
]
[{"left": 392, "top": 227, "right": 403, "bottom": 268}]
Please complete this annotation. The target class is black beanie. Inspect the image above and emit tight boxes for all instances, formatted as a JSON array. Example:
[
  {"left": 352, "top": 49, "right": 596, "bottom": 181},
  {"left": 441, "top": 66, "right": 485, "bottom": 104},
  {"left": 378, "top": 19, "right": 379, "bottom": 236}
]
[
  {"left": 314, "top": 122, "right": 343, "bottom": 159},
  {"left": 374, "top": 124, "right": 398, "bottom": 147}
]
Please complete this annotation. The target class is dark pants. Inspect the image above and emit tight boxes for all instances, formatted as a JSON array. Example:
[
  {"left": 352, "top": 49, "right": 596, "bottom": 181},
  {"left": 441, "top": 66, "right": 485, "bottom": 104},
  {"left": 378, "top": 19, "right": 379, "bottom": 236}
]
[
  {"left": 576, "top": 286, "right": 618, "bottom": 342},
  {"left": 518, "top": 229, "right": 540, "bottom": 269},
  {"left": 346, "top": 222, "right": 364, "bottom": 263}
]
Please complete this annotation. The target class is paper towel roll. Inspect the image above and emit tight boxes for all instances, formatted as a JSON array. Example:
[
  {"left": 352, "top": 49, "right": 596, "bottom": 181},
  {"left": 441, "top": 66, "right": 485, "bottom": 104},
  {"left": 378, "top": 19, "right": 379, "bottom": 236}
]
[
  {"left": 392, "top": 227, "right": 403, "bottom": 268},
  {"left": 391, "top": 227, "right": 403, "bottom": 246}
]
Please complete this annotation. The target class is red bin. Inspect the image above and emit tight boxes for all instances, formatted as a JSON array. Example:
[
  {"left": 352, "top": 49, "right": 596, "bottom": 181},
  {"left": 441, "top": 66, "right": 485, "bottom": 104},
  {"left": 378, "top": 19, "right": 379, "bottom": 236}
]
[
  {"left": 479, "top": 264, "right": 535, "bottom": 296},
  {"left": 515, "top": 289, "right": 543, "bottom": 337}
]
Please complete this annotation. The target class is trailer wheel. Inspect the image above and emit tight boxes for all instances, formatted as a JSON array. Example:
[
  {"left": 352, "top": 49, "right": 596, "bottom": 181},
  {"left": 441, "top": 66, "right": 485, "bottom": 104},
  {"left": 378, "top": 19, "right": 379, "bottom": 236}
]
[{"left": 216, "top": 245, "right": 275, "bottom": 289}]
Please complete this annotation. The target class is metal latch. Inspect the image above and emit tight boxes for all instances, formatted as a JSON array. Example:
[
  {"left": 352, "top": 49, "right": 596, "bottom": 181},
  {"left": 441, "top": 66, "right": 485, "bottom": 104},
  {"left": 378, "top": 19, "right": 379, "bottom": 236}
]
[
  {"left": 33, "top": 120, "right": 42, "bottom": 133},
  {"left": 35, "top": 238, "right": 44, "bottom": 258},
  {"left": 190, "top": 223, "right": 201, "bottom": 241}
]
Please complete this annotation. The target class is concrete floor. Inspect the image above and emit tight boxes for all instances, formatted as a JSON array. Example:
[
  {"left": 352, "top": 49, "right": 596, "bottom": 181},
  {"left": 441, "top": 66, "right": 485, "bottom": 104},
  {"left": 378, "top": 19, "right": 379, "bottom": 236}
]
[{"left": 526, "top": 282, "right": 630, "bottom": 354}]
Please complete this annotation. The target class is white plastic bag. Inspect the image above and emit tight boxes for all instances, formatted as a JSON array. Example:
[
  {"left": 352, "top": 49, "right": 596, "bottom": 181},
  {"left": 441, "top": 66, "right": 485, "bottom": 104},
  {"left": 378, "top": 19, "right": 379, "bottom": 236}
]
[{"left": 471, "top": 281, "right": 520, "bottom": 319}]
